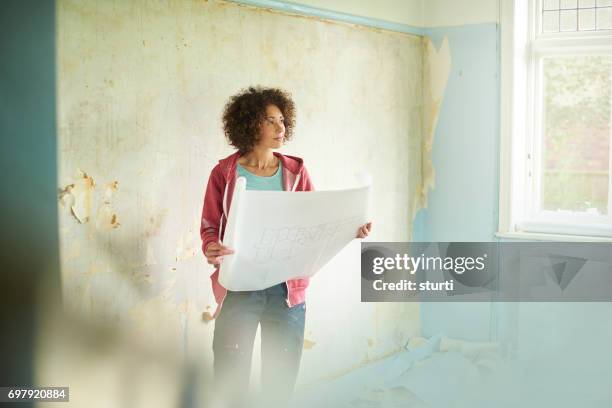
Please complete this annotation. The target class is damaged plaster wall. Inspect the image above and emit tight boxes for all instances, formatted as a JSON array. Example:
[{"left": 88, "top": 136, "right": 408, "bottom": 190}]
[
  {"left": 50, "top": 0, "right": 425, "bottom": 398},
  {"left": 416, "top": 36, "right": 451, "bottom": 212},
  {"left": 413, "top": 4, "right": 501, "bottom": 342}
]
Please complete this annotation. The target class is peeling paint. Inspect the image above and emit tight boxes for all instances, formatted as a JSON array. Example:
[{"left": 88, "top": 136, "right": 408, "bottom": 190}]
[
  {"left": 59, "top": 171, "right": 119, "bottom": 229},
  {"left": 95, "top": 180, "right": 120, "bottom": 230},
  {"left": 73, "top": 170, "right": 95, "bottom": 223},
  {"left": 58, "top": 184, "right": 75, "bottom": 207},
  {"left": 417, "top": 36, "right": 451, "bottom": 210},
  {"left": 95, "top": 205, "right": 120, "bottom": 230},
  {"left": 60, "top": 169, "right": 96, "bottom": 223},
  {"left": 103, "top": 181, "right": 118, "bottom": 202},
  {"left": 303, "top": 339, "right": 316, "bottom": 349}
]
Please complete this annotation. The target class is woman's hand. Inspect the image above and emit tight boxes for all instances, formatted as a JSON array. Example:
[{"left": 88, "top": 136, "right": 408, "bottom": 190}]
[
  {"left": 205, "top": 242, "right": 234, "bottom": 266},
  {"left": 356, "top": 222, "right": 372, "bottom": 239}
]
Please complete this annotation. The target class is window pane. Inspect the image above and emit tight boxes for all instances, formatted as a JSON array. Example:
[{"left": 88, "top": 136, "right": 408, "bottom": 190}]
[
  {"left": 561, "top": 0, "right": 578, "bottom": 8},
  {"left": 543, "top": 10, "right": 561, "bottom": 31},
  {"left": 579, "top": 0, "right": 596, "bottom": 7},
  {"left": 544, "top": 0, "right": 560, "bottom": 10},
  {"left": 542, "top": 56, "right": 612, "bottom": 215},
  {"left": 560, "top": 9, "right": 578, "bottom": 30},
  {"left": 597, "top": 7, "right": 612, "bottom": 29},
  {"left": 597, "top": 0, "right": 612, "bottom": 7},
  {"left": 578, "top": 8, "right": 596, "bottom": 29}
]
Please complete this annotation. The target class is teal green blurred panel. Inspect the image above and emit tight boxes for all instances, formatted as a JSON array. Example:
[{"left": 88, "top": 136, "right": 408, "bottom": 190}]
[
  {"left": 0, "top": 0, "right": 58, "bottom": 395},
  {"left": 0, "top": 0, "right": 58, "bottom": 238}
]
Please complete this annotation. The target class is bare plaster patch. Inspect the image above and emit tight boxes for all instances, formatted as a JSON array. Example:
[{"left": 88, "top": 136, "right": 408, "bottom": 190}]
[
  {"left": 59, "top": 171, "right": 121, "bottom": 230},
  {"left": 417, "top": 36, "right": 451, "bottom": 210},
  {"left": 59, "top": 169, "right": 95, "bottom": 223}
]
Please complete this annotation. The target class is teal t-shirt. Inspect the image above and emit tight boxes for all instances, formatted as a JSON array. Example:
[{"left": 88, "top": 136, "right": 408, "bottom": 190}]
[{"left": 236, "top": 162, "right": 283, "bottom": 191}]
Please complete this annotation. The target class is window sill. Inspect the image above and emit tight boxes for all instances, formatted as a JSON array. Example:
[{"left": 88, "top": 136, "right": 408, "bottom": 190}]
[{"left": 495, "top": 231, "right": 612, "bottom": 242}]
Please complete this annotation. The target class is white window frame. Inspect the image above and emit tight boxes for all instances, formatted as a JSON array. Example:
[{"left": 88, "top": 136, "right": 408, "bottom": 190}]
[
  {"left": 499, "top": 0, "right": 612, "bottom": 241},
  {"left": 497, "top": 0, "right": 612, "bottom": 241}
]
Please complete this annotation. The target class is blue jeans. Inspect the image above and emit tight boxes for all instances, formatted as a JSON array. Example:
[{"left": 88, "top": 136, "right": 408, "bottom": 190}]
[{"left": 212, "top": 283, "right": 306, "bottom": 406}]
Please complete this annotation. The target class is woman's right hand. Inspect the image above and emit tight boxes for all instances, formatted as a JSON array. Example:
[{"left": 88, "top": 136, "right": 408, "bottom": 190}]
[{"left": 205, "top": 242, "right": 234, "bottom": 266}]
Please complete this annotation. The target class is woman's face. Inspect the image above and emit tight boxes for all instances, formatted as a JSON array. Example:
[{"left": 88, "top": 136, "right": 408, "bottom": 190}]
[{"left": 256, "top": 104, "right": 285, "bottom": 149}]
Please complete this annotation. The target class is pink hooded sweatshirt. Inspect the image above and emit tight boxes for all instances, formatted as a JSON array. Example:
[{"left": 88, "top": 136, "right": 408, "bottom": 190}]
[{"left": 200, "top": 151, "right": 315, "bottom": 318}]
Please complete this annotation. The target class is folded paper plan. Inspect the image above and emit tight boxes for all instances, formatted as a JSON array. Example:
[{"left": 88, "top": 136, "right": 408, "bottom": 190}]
[{"left": 219, "top": 175, "right": 371, "bottom": 291}]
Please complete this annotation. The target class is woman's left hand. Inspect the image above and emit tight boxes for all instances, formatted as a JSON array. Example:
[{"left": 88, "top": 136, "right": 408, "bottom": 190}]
[{"left": 356, "top": 222, "right": 372, "bottom": 239}]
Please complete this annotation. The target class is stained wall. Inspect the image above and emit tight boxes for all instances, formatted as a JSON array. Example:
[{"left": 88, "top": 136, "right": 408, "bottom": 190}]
[{"left": 51, "top": 0, "right": 424, "bottom": 398}]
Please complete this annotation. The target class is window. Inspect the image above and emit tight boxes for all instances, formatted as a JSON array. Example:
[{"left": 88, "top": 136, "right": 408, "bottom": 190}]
[
  {"left": 542, "top": 0, "right": 612, "bottom": 32},
  {"left": 500, "top": 0, "right": 612, "bottom": 239}
]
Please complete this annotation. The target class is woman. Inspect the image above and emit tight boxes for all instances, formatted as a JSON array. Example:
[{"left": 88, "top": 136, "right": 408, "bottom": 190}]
[{"left": 200, "top": 86, "right": 371, "bottom": 406}]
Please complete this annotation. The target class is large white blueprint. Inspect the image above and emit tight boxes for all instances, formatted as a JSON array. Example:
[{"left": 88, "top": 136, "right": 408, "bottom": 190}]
[{"left": 219, "top": 176, "right": 371, "bottom": 291}]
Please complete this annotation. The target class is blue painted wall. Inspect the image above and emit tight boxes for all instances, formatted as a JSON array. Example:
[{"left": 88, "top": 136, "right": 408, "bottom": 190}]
[
  {"left": 413, "top": 23, "right": 501, "bottom": 341},
  {"left": 414, "top": 23, "right": 500, "bottom": 243},
  {"left": 411, "top": 30, "right": 612, "bottom": 404}
]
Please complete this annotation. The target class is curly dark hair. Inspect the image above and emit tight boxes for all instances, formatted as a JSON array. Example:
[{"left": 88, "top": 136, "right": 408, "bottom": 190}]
[{"left": 222, "top": 86, "right": 296, "bottom": 153}]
